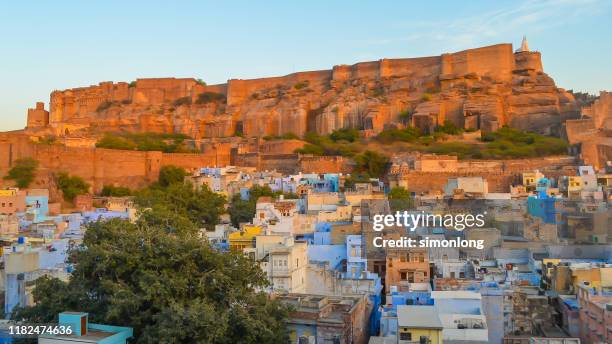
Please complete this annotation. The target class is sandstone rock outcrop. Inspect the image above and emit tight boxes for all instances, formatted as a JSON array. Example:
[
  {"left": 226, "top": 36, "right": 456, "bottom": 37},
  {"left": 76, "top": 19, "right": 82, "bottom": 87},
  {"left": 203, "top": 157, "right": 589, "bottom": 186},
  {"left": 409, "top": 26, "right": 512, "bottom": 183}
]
[{"left": 25, "top": 43, "right": 579, "bottom": 139}]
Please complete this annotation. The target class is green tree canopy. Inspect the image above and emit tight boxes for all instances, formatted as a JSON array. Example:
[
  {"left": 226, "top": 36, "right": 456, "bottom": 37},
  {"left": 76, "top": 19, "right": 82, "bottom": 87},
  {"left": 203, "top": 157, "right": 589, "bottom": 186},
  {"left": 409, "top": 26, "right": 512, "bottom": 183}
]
[
  {"left": 13, "top": 212, "right": 290, "bottom": 343},
  {"left": 12, "top": 174, "right": 289, "bottom": 343},
  {"left": 3, "top": 158, "right": 38, "bottom": 188},
  {"left": 388, "top": 186, "right": 415, "bottom": 212},
  {"left": 353, "top": 150, "right": 390, "bottom": 178},
  {"left": 56, "top": 172, "right": 90, "bottom": 201},
  {"left": 158, "top": 165, "right": 189, "bottom": 187}
]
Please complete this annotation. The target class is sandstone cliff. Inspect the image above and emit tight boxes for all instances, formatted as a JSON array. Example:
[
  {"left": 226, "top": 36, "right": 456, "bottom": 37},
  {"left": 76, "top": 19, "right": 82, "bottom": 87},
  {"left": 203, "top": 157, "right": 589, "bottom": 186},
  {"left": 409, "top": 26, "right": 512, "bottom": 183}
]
[{"left": 25, "top": 43, "right": 579, "bottom": 139}]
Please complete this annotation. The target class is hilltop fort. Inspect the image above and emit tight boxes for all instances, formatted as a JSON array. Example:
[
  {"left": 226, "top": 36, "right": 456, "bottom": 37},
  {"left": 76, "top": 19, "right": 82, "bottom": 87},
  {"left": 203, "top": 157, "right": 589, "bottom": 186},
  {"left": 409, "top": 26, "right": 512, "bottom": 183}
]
[
  {"left": 2, "top": 41, "right": 610, "bottom": 193},
  {"left": 24, "top": 41, "right": 577, "bottom": 138}
]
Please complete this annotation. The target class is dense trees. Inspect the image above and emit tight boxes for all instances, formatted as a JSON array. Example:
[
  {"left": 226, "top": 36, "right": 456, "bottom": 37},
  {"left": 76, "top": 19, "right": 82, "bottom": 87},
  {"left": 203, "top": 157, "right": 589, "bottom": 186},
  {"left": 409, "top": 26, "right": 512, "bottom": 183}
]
[
  {"left": 388, "top": 186, "right": 414, "bottom": 212},
  {"left": 12, "top": 167, "right": 290, "bottom": 344}
]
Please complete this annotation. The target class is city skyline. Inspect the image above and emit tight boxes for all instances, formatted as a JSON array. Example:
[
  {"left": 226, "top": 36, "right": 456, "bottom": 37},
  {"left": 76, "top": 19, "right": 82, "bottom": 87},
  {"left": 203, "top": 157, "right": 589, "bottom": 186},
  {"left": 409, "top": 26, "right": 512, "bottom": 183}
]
[{"left": 1, "top": 0, "right": 611, "bottom": 131}]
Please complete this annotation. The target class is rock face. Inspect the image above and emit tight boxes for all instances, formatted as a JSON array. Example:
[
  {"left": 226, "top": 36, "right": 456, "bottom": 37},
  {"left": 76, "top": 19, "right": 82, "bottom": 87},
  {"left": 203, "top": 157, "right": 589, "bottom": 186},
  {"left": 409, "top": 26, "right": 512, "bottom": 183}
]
[
  {"left": 565, "top": 91, "right": 612, "bottom": 170},
  {"left": 26, "top": 43, "right": 578, "bottom": 138}
]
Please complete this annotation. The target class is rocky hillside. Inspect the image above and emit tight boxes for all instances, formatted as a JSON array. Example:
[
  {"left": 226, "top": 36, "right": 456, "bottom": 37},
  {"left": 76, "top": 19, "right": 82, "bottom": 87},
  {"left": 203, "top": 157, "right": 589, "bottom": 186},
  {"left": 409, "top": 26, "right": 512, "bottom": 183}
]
[{"left": 25, "top": 43, "right": 579, "bottom": 139}]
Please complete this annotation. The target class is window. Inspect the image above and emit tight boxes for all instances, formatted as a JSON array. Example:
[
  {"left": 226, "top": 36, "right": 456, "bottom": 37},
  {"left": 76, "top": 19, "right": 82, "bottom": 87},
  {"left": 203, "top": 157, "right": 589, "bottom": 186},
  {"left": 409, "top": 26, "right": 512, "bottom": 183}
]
[
  {"left": 419, "top": 254, "right": 425, "bottom": 262},
  {"left": 400, "top": 254, "right": 406, "bottom": 262},
  {"left": 399, "top": 332, "right": 412, "bottom": 340},
  {"left": 400, "top": 272, "right": 407, "bottom": 280},
  {"left": 459, "top": 272, "right": 465, "bottom": 278}
]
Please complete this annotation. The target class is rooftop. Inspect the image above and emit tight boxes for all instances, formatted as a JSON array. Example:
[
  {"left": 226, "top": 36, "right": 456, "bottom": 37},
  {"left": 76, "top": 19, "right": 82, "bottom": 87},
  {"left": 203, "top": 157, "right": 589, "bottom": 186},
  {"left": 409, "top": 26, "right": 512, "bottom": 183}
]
[{"left": 397, "top": 305, "right": 443, "bottom": 329}]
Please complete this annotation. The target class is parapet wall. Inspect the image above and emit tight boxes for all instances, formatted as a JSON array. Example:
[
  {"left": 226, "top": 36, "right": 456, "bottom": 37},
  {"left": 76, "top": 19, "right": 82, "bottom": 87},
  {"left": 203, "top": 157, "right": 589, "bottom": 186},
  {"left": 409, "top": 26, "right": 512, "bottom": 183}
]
[{"left": 0, "top": 138, "right": 222, "bottom": 192}]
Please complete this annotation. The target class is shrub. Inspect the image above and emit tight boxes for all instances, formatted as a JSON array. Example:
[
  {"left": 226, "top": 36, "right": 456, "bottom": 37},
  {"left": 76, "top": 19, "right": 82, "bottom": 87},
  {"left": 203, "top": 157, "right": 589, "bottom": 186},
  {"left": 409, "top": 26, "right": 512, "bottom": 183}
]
[
  {"left": 353, "top": 150, "right": 389, "bottom": 178},
  {"left": 376, "top": 127, "right": 421, "bottom": 144},
  {"left": 435, "top": 120, "right": 463, "bottom": 135},
  {"left": 173, "top": 97, "right": 192, "bottom": 106},
  {"left": 295, "top": 144, "right": 325, "bottom": 156},
  {"left": 421, "top": 93, "right": 432, "bottom": 101},
  {"left": 195, "top": 92, "right": 225, "bottom": 104},
  {"left": 371, "top": 86, "right": 385, "bottom": 98},
  {"left": 96, "top": 101, "right": 113, "bottom": 112},
  {"left": 196, "top": 78, "right": 207, "bottom": 86},
  {"left": 388, "top": 186, "right": 414, "bottom": 212},
  {"left": 128, "top": 81, "right": 136, "bottom": 88},
  {"left": 3, "top": 158, "right": 38, "bottom": 188},
  {"left": 101, "top": 185, "right": 132, "bottom": 197},
  {"left": 330, "top": 128, "right": 359, "bottom": 142},
  {"left": 57, "top": 172, "right": 90, "bottom": 201},
  {"left": 398, "top": 109, "right": 413, "bottom": 122},
  {"left": 294, "top": 81, "right": 309, "bottom": 90},
  {"left": 158, "top": 165, "right": 188, "bottom": 187}
]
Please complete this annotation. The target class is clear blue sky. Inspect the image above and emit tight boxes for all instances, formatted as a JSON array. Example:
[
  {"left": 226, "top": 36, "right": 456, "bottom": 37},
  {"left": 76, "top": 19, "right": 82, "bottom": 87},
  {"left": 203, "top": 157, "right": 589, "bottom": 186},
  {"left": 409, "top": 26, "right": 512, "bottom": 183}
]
[{"left": 1, "top": 0, "right": 610, "bottom": 131}]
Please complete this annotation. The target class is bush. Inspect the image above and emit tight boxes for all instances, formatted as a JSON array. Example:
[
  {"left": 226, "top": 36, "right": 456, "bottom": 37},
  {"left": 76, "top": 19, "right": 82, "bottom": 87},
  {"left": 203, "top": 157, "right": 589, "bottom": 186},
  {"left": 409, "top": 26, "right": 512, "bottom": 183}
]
[
  {"left": 435, "top": 120, "right": 463, "bottom": 135},
  {"left": 353, "top": 150, "right": 389, "bottom": 178},
  {"left": 295, "top": 144, "right": 325, "bottom": 156},
  {"left": 371, "top": 86, "right": 385, "bottom": 98},
  {"left": 376, "top": 127, "right": 421, "bottom": 144},
  {"left": 173, "top": 97, "right": 192, "bottom": 106},
  {"left": 398, "top": 109, "right": 413, "bottom": 122},
  {"left": 96, "top": 101, "right": 113, "bottom": 112},
  {"left": 158, "top": 165, "right": 188, "bottom": 187},
  {"left": 330, "top": 128, "right": 359, "bottom": 142},
  {"left": 57, "top": 172, "right": 90, "bottom": 201},
  {"left": 96, "top": 132, "right": 194, "bottom": 153},
  {"left": 101, "top": 185, "right": 132, "bottom": 197},
  {"left": 128, "top": 81, "right": 136, "bottom": 88},
  {"left": 421, "top": 93, "right": 432, "bottom": 101},
  {"left": 196, "top": 78, "right": 207, "bottom": 86},
  {"left": 294, "top": 81, "right": 309, "bottom": 90},
  {"left": 388, "top": 186, "right": 414, "bottom": 212},
  {"left": 3, "top": 158, "right": 38, "bottom": 188},
  {"left": 195, "top": 92, "right": 225, "bottom": 104}
]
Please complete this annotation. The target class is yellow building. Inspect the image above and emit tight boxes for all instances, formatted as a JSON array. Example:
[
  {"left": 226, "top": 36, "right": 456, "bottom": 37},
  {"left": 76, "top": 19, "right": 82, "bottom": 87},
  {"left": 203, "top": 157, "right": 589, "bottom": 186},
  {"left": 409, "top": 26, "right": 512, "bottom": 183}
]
[
  {"left": 228, "top": 225, "right": 262, "bottom": 252},
  {"left": 523, "top": 171, "right": 544, "bottom": 191},
  {"left": 397, "top": 305, "right": 443, "bottom": 344}
]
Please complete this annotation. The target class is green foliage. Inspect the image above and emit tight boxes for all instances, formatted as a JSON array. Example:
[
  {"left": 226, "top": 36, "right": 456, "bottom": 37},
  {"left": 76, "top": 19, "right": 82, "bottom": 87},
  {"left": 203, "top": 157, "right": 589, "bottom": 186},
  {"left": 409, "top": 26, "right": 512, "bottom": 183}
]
[
  {"left": 196, "top": 78, "right": 207, "bottom": 86},
  {"left": 398, "top": 109, "right": 414, "bottom": 122},
  {"left": 353, "top": 150, "right": 389, "bottom": 178},
  {"left": 173, "top": 96, "right": 192, "bottom": 106},
  {"left": 95, "top": 132, "right": 195, "bottom": 153},
  {"left": 478, "top": 127, "right": 568, "bottom": 159},
  {"left": 12, "top": 206, "right": 289, "bottom": 343},
  {"left": 421, "top": 93, "right": 432, "bottom": 101},
  {"left": 371, "top": 86, "right": 385, "bottom": 98},
  {"left": 293, "top": 81, "right": 309, "bottom": 90},
  {"left": 135, "top": 182, "right": 225, "bottom": 231},
  {"left": 56, "top": 172, "right": 90, "bottom": 202},
  {"left": 128, "top": 81, "right": 137, "bottom": 88},
  {"left": 228, "top": 185, "right": 295, "bottom": 227},
  {"left": 157, "top": 165, "right": 188, "bottom": 188},
  {"left": 388, "top": 186, "right": 414, "bottom": 212},
  {"left": 262, "top": 132, "right": 300, "bottom": 141},
  {"left": 376, "top": 127, "right": 421, "bottom": 144},
  {"left": 295, "top": 131, "right": 361, "bottom": 157},
  {"left": 3, "top": 158, "right": 38, "bottom": 188},
  {"left": 196, "top": 92, "right": 225, "bottom": 104},
  {"left": 37, "top": 135, "right": 58, "bottom": 145},
  {"left": 435, "top": 120, "right": 463, "bottom": 135},
  {"left": 96, "top": 101, "right": 113, "bottom": 112},
  {"left": 329, "top": 128, "right": 359, "bottom": 142},
  {"left": 100, "top": 185, "right": 132, "bottom": 197}
]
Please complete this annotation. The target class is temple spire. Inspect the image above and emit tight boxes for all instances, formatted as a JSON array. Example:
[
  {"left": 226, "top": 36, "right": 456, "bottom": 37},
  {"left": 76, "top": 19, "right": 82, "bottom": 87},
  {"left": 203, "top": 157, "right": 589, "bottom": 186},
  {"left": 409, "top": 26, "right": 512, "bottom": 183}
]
[{"left": 518, "top": 36, "right": 529, "bottom": 52}]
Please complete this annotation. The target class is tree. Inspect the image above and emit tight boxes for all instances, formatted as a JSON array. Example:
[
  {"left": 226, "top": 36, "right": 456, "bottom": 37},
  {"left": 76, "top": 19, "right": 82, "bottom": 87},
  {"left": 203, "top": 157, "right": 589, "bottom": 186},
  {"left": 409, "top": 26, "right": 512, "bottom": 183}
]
[
  {"left": 135, "top": 182, "right": 225, "bottom": 231},
  {"left": 388, "top": 186, "right": 414, "bottom": 212},
  {"left": 353, "top": 150, "right": 390, "bottom": 178},
  {"left": 227, "top": 185, "right": 285, "bottom": 227},
  {"left": 12, "top": 211, "right": 290, "bottom": 343},
  {"left": 158, "top": 165, "right": 188, "bottom": 187},
  {"left": 3, "top": 158, "right": 38, "bottom": 188},
  {"left": 100, "top": 185, "right": 132, "bottom": 197},
  {"left": 56, "top": 172, "right": 90, "bottom": 201}
]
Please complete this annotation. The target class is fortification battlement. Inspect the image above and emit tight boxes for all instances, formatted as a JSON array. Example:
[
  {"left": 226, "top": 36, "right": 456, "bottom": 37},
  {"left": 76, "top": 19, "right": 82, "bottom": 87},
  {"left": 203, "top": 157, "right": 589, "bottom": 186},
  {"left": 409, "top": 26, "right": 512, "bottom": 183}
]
[{"left": 31, "top": 43, "right": 542, "bottom": 129}]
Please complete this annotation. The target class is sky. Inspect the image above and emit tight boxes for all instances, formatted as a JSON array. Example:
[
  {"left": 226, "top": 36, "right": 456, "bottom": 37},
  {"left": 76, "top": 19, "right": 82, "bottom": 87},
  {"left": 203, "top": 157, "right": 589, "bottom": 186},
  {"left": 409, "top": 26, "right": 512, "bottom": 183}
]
[{"left": 1, "top": 0, "right": 610, "bottom": 131}]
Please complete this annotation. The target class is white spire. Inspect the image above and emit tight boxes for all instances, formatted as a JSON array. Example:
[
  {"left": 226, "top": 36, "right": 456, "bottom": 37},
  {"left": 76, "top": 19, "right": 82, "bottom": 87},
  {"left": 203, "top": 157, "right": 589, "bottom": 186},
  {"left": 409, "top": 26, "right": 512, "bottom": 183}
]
[{"left": 518, "top": 36, "right": 529, "bottom": 52}]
